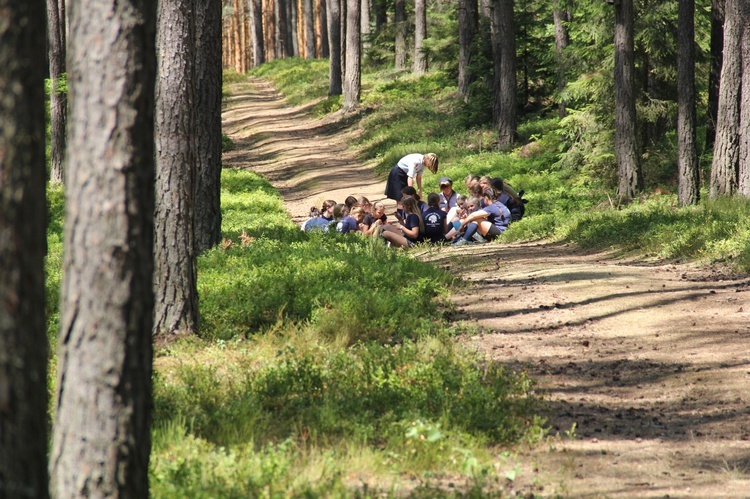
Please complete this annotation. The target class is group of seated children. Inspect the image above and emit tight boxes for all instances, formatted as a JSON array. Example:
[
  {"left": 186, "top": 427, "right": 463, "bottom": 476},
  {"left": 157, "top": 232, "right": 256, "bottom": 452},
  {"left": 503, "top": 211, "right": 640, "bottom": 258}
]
[{"left": 301, "top": 175, "right": 525, "bottom": 248}]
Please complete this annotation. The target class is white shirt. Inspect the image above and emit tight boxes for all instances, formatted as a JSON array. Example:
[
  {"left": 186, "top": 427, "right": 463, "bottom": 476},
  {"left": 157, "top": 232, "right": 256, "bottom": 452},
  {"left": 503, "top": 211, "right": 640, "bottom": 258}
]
[{"left": 396, "top": 153, "right": 425, "bottom": 178}]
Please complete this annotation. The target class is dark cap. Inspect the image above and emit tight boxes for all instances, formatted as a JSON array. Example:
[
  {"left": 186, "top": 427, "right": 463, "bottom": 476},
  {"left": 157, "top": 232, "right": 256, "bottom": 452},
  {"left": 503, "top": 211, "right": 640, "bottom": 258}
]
[{"left": 439, "top": 176, "right": 452, "bottom": 186}]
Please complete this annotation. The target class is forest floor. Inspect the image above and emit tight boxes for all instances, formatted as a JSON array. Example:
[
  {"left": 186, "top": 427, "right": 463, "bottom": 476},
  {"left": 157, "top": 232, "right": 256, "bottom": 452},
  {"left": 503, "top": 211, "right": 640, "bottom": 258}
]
[{"left": 222, "top": 78, "right": 750, "bottom": 497}]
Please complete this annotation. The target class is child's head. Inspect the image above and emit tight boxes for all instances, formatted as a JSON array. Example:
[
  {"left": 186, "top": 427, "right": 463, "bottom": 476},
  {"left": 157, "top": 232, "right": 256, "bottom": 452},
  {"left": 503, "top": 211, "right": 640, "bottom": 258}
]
[
  {"left": 490, "top": 177, "right": 504, "bottom": 194},
  {"left": 321, "top": 199, "right": 336, "bottom": 215},
  {"left": 372, "top": 201, "right": 386, "bottom": 218},
  {"left": 464, "top": 174, "right": 479, "bottom": 190},
  {"left": 423, "top": 153, "right": 439, "bottom": 174},
  {"left": 401, "top": 186, "right": 418, "bottom": 200},
  {"left": 482, "top": 188, "right": 497, "bottom": 203},
  {"left": 427, "top": 192, "right": 440, "bottom": 208},
  {"left": 478, "top": 175, "right": 492, "bottom": 191},
  {"left": 357, "top": 196, "right": 371, "bottom": 212},
  {"left": 465, "top": 197, "right": 481, "bottom": 213},
  {"left": 333, "top": 203, "right": 349, "bottom": 220},
  {"left": 400, "top": 195, "right": 419, "bottom": 214},
  {"left": 350, "top": 207, "right": 366, "bottom": 222},
  {"left": 344, "top": 195, "right": 359, "bottom": 209}
]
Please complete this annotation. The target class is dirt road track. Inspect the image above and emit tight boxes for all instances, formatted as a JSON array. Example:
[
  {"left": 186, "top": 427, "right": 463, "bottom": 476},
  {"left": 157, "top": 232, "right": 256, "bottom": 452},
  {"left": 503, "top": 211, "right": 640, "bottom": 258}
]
[{"left": 223, "top": 78, "right": 750, "bottom": 497}]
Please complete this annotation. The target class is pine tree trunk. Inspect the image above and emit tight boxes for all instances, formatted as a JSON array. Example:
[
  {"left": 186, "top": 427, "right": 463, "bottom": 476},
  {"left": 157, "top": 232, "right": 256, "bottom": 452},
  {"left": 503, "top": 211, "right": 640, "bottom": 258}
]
[
  {"left": 413, "top": 0, "right": 427, "bottom": 74},
  {"left": 373, "top": 0, "right": 386, "bottom": 34},
  {"left": 276, "top": 0, "right": 289, "bottom": 57},
  {"left": 710, "top": 0, "right": 742, "bottom": 197},
  {"left": 706, "top": 0, "right": 725, "bottom": 149},
  {"left": 361, "top": 0, "right": 370, "bottom": 50},
  {"left": 553, "top": 0, "right": 569, "bottom": 118},
  {"left": 458, "top": 0, "right": 478, "bottom": 101},
  {"left": 677, "top": 0, "right": 699, "bottom": 206},
  {"left": 287, "top": 0, "right": 299, "bottom": 56},
  {"left": 737, "top": 2, "right": 750, "bottom": 195},
  {"left": 340, "top": 0, "right": 347, "bottom": 74},
  {"left": 264, "top": 0, "right": 277, "bottom": 60},
  {"left": 154, "top": 0, "right": 199, "bottom": 335},
  {"left": 304, "top": 0, "right": 316, "bottom": 57},
  {"left": 394, "top": 0, "right": 406, "bottom": 69},
  {"left": 491, "top": 0, "right": 516, "bottom": 148},
  {"left": 47, "top": 0, "right": 67, "bottom": 184},
  {"left": 195, "top": 0, "right": 223, "bottom": 253},
  {"left": 614, "top": 0, "right": 642, "bottom": 199},
  {"left": 342, "top": 0, "right": 361, "bottom": 112},
  {"left": 318, "top": 0, "right": 329, "bottom": 57},
  {"left": 326, "top": 0, "right": 342, "bottom": 94},
  {"left": 250, "top": 0, "right": 266, "bottom": 65},
  {"left": 0, "top": 1, "right": 49, "bottom": 496},
  {"left": 49, "top": 0, "right": 156, "bottom": 496},
  {"left": 238, "top": 0, "right": 248, "bottom": 71}
]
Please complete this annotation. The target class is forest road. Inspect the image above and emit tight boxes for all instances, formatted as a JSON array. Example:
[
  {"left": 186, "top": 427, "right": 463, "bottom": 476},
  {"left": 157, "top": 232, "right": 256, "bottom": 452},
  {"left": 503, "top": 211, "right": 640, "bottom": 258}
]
[{"left": 222, "top": 77, "right": 750, "bottom": 497}]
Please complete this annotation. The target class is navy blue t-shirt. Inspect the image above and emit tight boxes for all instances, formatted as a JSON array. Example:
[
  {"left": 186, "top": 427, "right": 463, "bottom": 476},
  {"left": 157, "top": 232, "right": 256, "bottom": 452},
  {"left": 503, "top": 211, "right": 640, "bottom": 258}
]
[
  {"left": 336, "top": 216, "right": 359, "bottom": 234},
  {"left": 403, "top": 213, "right": 424, "bottom": 243},
  {"left": 422, "top": 207, "right": 446, "bottom": 243}
]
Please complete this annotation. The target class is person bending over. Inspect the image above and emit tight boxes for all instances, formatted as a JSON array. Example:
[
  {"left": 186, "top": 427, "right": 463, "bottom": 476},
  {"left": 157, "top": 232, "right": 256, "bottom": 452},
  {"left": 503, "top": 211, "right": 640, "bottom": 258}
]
[{"left": 385, "top": 153, "right": 439, "bottom": 202}]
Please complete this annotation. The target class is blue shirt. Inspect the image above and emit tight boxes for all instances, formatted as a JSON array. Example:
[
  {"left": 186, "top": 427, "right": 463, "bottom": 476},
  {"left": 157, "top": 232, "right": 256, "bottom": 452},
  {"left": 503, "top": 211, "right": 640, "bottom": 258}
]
[
  {"left": 303, "top": 215, "right": 333, "bottom": 232},
  {"left": 403, "top": 213, "right": 424, "bottom": 243},
  {"left": 336, "top": 216, "right": 359, "bottom": 234},
  {"left": 482, "top": 201, "right": 510, "bottom": 232},
  {"left": 422, "top": 207, "right": 446, "bottom": 243}
]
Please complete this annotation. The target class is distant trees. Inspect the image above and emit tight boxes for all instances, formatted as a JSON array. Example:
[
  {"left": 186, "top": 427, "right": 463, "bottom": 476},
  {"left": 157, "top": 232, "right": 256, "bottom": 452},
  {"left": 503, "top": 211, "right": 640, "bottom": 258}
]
[
  {"left": 50, "top": 0, "right": 156, "bottom": 495},
  {"left": 457, "top": 0, "right": 478, "bottom": 101},
  {"left": 0, "top": 0, "right": 49, "bottom": 496},
  {"left": 491, "top": 0, "right": 517, "bottom": 147},
  {"left": 677, "top": 0, "right": 699, "bottom": 206},
  {"left": 47, "top": 0, "right": 67, "bottom": 184}
]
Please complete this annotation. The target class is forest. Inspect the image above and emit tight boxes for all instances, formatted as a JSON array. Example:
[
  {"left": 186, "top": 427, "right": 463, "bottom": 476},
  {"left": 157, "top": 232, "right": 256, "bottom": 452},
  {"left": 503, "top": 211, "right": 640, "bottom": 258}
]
[{"left": 1, "top": 0, "right": 750, "bottom": 496}]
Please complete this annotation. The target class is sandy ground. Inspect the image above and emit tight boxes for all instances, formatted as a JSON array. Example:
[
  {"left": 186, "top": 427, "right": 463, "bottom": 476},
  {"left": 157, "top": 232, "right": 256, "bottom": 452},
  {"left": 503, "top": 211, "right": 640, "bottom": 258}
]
[{"left": 222, "top": 78, "right": 750, "bottom": 497}]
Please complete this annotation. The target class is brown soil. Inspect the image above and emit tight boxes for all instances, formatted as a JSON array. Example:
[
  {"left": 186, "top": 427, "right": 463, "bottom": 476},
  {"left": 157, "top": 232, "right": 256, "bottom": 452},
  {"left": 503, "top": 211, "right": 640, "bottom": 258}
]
[{"left": 222, "top": 78, "right": 750, "bottom": 497}]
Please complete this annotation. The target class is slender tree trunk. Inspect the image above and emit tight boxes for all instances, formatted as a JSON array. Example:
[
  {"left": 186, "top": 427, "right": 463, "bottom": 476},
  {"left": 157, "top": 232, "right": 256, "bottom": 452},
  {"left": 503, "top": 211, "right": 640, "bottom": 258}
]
[
  {"left": 553, "top": 0, "right": 570, "bottom": 117},
  {"left": 276, "top": 0, "right": 289, "bottom": 57},
  {"left": 318, "top": 0, "right": 329, "bottom": 57},
  {"left": 0, "top": 1, "right": 49, "bottom": 496},
  {"left": 394, "top": 0, "right": 406, "bottom": 69},
  {"left": 706, "top": 0, "right": 725, "bottom": 149},
  {"left": 458, "top": 0, "right": 478, "bottom": 101},
  {"left": 737, "top": 2, "right": 750, "bottom": 195},
  {"left": 361, "top": 0, "right": 370, "bottom": 50},
  {"left": 373, "top": 0, "right": 386, "bottom": 34},
  {"left": 154, "top": 0, "right": 199, "bottom": 335},
  {"left": 195, "top": 0, "right": 223, "bottom": 253},
  {"left": 343, "top": 0, "right": 361, "bottom": 112},
  {"left": 614, "top": 0, "right": 642, "bottom": 199},
  {"left": 264, "top": 0, "right": 277, "bottom": 60},
  {"left": 50, "top": 0, "right": 156, "bottom": 496},
  {"left": 340, "top": 0, "right": 347, "bottom": 74},
  {"left": 491, "top": 0, "right": 517, "bottom": 148},
  {"left": 413, "top": 0, "right": 427, "bottom": 73},
  {"left": 710, "top": 0, "right": 742, "bottom": 197},
  {"left": 250, "top": 0, "right": 266, "bottom": 65},
  {"left": 238, "top": 0, "right": 248, "bottom": 71},
  {"left": 326, "top": 0, "right": 342, "bottom": 94},
  {"left": 304, "top": 0, "right": 316, "bottom": 57},
  {"left": 288, "top": 0, "right": 299, "bottom": 56},
  {"left": 677, "top": 0, "right": 699, "bottom": 206},
  {"left": 47, "top": 0, "right": 67, "bottom": 184}
]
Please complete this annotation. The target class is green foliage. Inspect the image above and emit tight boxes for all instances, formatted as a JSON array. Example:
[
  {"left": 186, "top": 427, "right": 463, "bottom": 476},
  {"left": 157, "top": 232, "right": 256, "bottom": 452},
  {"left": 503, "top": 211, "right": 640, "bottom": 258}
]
[
  {"left": 46, "top": 185, "right": 64, "bottom": 345},
  {"left": 249, "top": 57, "right": 334, "bottom": 108}
]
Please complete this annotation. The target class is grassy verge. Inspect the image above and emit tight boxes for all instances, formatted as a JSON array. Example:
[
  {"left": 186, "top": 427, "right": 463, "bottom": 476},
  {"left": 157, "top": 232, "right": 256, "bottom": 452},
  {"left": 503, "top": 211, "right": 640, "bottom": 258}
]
[{"left": 252, "top": 59, "right": 750, "bottom": 272}]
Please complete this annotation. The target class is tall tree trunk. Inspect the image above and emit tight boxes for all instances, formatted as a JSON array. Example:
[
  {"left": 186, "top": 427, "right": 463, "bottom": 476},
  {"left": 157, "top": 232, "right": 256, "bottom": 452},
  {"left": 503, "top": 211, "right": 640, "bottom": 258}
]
[
  {"left": 373, "top": 0, "right": 386, "bottom": 34},
  {"left": 318, "top": 0, "right": 329, "bottom": 57},
  {"left": 737, "top": 2, "right": 750, "bottom": 195},
  {"left": 304, "top": 0, "right": 316, "bottom": 57},
  {"left": 195, "top": 0, "right": 223, "bottom": 253},
  {"left": 340, "top": 0, "right": 347, "bottom": 74},
  {"left": 491, "top": 0, "right": 517, "bottom": 148},
  {"left": 287, "top": 0, "right": 299, "bottom": 56},
  {"left": 361, "top": 0, "right": 370, "bottom": 50},
  {"left": 250, "top": 0, "right": 266, "bottom": 65},
  {"left": 553, "top": 0, "right": 570, "bottom": 118},
  {"left": 458, "top": 0, "right": 478, "bottom": 101},
  {"left": 677, "top": 0, "right": 699, "bottom": 206},
  {"left": 47, "top": 0, "right": 67, "bottom": 184},
  {"left": 0, "top": 0, "right": 49, "bottom": 496},
  {"left": 326, "top": 0, "right": 342, "bottom": 94},
  {"left": 264, "top": 0, "right": 277, "bottom": 60},
  {"left": 343, "top": 0, "right": 361, "bottom": 112},
  {"left": 413, "top": 0, "right": 427, "bottom": 73},
  {"left": 394, "top": 0, "right": 406, "bottom": 69},
  {"left": 710, "top": 0, "right": 742, "bottom": 197},
  {"left": 238, "top": 0, "right": 248, "bottom": 71},
  {"left": 276, "top": 0, "right": 289, "bottom": 57},
  {"left": 614, "top": 0, "right": 642, "bottom": 199},
  {"left": 706, "top": 0, "right": 725, "bottom": 149},
  {"left": 154, "top": 0, "right": 199, "bottom": 335},
  {"left": 50, "top": 0, "right": 156, "bottom": 496}
]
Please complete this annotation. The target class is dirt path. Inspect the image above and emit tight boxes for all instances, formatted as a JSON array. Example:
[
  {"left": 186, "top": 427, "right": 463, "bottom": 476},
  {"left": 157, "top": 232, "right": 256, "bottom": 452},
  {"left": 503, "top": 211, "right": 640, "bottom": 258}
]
[{"left": 222, "top": 78, "right": 750, "bottom": 497}]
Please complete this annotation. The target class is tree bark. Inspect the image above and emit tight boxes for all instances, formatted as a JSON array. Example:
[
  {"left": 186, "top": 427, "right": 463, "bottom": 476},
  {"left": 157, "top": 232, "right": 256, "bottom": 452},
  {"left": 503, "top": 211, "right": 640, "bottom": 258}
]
[
  {"left": 373, "top": 0, "right": 386, "bottom": 34},
  {"left": 706, "top": 0, "right": 725, "bottom": 149},
  {"left": 458, "top": 0, "right": 478, "bottom": 101},
  {"left": 361, "top": 0, "right": 371, "bottom": 50},
  {"left": 614, "top": 0, "right": 642, "bottom": 199},
  {"left": 195, "top": 0, "right": 223, "bottom": 253},
  {"left": 553, "top": 0, "right": 570, "bottom": 118},
  {"left": 342, "top": 0, "right": 361, "bottom": 112},
  {"left": 737, "top": 1, "right": 750, "bottom": 195},
  {"left": 491, "top": 0, "right": 517, "bottom": 148},
  {"left": 326, "top": 0, "right": 342, "bottom": 94},
  {"left": 276, "top": 0, "right": 289, "bottom": 57},
  {"left": 49, "top": 0, "right": 156, "bottom": 496},
  {"left": 677, "top": 0, "right": 699, "bottom": 206},
  {"left": 0, "top": 0, "right": 49, "bottom": 496},
  {"left": 304, "top": 0, "right": 316, "bottom": 57},
  {"left": 394, "top": 0, "right": 407, "bottom": 69},
  {"left": 413, "top": 0, "right": 427, "bottom": 74},
  {"left": 47, "top": 0, "right": 67, "bottom": 184},
  {"left": 710, "top": 0, "right": 742, "bottom": 197},
  {"left": 318, "top": 0, "right": 329, "bottom": 57},
  {"left": 250, "top": 0, "right": 266, "bottom": 65},
  {"left": 287, "top": 0, "right": 299, "bottom": 56},
  {"left": 264, "top": 0, "right": 277, "bottom": 60},
  {"left": 154, "top": 0, "right": 199, "bottom": 335}
]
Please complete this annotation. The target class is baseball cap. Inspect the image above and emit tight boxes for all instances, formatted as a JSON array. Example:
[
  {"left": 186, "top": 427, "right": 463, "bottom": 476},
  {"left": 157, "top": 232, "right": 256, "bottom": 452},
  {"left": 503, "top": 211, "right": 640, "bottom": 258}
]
[{"left": 439, "top": 176, "right": 452, "bottom": 186}]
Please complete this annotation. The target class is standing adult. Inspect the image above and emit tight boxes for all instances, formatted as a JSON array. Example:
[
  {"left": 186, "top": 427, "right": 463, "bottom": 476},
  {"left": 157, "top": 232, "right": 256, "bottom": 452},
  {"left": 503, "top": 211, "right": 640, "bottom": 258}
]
[{"left": 384, "top": 152, "right": 438, "bottom": 201}]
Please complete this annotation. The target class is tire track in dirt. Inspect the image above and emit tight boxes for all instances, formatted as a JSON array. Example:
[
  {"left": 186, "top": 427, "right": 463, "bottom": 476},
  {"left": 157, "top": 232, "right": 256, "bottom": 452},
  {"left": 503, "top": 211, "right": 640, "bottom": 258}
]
[{"left": 223, "top": 78, "right": 750, "bottom": 497}]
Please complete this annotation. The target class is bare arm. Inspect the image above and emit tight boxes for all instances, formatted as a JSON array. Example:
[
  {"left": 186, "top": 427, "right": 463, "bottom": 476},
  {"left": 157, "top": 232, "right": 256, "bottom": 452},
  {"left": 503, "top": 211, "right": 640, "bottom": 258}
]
[{"left": 460, "top": 209, "right": 489, "bottom": 228}]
